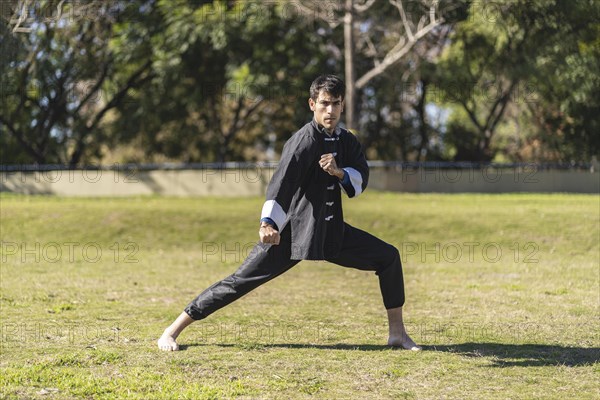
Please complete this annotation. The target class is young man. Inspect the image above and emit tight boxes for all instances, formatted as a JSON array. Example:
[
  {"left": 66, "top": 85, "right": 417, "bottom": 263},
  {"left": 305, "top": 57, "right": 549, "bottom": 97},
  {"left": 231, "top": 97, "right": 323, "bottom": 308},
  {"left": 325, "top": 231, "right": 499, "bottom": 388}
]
[{"left": 158, "top": 75, "right": 420, "bottom": 351}]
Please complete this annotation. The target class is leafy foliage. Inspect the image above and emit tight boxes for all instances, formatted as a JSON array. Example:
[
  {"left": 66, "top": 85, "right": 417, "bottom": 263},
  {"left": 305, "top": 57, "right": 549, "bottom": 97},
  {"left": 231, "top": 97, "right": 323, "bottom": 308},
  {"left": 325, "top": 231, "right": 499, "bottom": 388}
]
[
  {"left": 0, "top": 0, "right": 597, "bottom": 164},
  {"left": 433, "top": 0, "right": 600, "bottom": 162}
]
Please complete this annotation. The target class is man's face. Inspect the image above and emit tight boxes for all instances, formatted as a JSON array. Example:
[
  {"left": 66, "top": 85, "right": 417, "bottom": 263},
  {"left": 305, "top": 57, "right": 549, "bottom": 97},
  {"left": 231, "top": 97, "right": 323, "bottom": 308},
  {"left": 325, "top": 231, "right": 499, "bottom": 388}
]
[{"left": 309, "top": 90, "right": 344, "bottom": 132}]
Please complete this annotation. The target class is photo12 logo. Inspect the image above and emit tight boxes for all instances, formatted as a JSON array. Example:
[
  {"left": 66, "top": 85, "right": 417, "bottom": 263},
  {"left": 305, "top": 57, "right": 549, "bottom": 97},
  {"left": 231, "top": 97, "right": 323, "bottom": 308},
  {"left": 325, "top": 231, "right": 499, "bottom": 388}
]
[
  {"left": 0, "top": 164, "right": 140, "bottom": 185},
  {"left": 1, "top": 241, "right": 139, "bottom": 264},
  {"left": 1, "top": 321, "right": 140, "bottom": 346},
  {"left": 400, "top": 164, "right": 540, "bottom": 185},
  {"left": 400, "top": 241, "right": 540, "bottom": 264},
  {"left": 195, "top": 321, "right": 323, "bottom": 344}
]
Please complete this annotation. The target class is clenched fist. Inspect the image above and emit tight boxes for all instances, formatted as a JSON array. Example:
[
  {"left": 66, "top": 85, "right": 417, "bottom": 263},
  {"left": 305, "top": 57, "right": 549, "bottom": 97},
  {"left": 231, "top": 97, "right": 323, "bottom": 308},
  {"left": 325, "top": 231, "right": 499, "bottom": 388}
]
[
  {"left": 259, "top": 223, "right": 280, "bottom": 245},
  {"left": 319, "top": 153, "right": 344, "bottom": 179}
]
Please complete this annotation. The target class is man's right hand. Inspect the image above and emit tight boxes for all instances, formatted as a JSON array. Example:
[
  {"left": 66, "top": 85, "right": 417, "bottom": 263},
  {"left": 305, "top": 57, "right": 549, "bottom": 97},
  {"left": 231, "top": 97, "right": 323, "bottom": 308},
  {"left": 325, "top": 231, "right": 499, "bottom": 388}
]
[{"left": 259, "top": 224, "right": 280, "bottom": 245}]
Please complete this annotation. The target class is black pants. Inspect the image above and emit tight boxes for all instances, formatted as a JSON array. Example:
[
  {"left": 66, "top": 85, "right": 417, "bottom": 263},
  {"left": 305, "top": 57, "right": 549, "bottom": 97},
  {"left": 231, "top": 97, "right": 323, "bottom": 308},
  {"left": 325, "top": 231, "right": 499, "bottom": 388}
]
[{"left": 184, "top": 223, "right": 405, "bottom": 320}]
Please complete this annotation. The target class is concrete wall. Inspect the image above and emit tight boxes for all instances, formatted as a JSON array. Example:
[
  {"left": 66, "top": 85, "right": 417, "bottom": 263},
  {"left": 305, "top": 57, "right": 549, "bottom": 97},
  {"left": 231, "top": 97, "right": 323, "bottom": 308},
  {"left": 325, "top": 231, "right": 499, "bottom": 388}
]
[
  {"left": 1, "top": 166, "right": 598, "bottom": 196},
  {"left": 0, "top": 167, "right": 275, "bottom": 197},
  {"left": 369, "top": 166, "right": 600, "bottom": 194}
]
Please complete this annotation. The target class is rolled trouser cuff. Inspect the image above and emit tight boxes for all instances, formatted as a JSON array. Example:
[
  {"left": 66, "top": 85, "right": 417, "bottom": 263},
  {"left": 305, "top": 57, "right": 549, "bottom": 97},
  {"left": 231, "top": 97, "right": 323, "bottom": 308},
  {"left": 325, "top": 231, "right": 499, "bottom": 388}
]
[{"left": 184, "top": 305, "right": 206, "bottom": 321}]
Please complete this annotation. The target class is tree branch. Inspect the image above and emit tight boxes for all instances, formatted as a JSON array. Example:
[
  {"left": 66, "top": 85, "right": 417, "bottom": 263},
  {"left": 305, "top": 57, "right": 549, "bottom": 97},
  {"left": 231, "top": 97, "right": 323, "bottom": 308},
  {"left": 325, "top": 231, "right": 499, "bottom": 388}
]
[
  {"left": 0, "top": 115, "right": 45, "bottom": 162},
  {"left": 488, "top": 79, "right": 518, "bottom": 133},
  {"left": 72, "top": 62, "right": 111, "bottom": 116},
  {"left": 356, "top": 14, "right": 442, "bottom": 88},
  {"left": 237, "top": 97, "right": 264, "bottom": 131},
  {"left": 354, "top": 0, "right": 377, "bottom": 13},
  {"left": 9, "top": 0, "right": 32, "bottom": 33},
  {"left": 87, "top": 60, "right": 152, "bottom": 132},
  {"left": 225, "top": 95, "right": 245, "bottom": 141},
  {"left": 68, "top": 60, "right": 153, "bottom": 165},
  {"left": 459, "top": 98, "right": 484, "bottom": 133},
  {"left": 389, "top": 0, "right": 414, "bottom": 42},
  {"left": 362, "top": 34, "right": 381, "bottom": 66},
  {"left": 296, "top": 1, "right": 342, "bottom": 28}
]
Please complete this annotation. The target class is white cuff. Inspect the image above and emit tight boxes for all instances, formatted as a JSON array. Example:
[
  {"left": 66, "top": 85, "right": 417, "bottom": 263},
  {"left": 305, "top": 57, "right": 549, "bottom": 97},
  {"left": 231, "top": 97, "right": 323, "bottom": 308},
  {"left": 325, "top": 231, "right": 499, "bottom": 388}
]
[
  {"left": 261, "top": 200, "right": 287, "bottom": 230},
  {"left": 343, "top": 167, "right": 363, "bottom": 197}
]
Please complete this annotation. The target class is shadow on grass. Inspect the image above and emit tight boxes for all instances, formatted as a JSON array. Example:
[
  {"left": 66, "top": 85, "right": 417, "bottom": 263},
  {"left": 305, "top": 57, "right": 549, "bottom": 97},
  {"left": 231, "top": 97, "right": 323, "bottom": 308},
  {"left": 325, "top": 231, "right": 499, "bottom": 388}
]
[
  {"left": 179, "top": 343, "right": 389, "bottom": 352},
  {"left": 179, "top": 342, "right": 599, "bottom": 367},
  {"left": 423, "top": 343, "right": 600, "bottom": 367}
]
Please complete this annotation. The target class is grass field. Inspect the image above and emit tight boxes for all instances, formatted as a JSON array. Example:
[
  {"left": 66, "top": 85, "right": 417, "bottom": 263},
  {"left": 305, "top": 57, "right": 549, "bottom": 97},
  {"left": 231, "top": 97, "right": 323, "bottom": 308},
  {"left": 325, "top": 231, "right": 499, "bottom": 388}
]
[{"left": 0, "top": 192, "right": 598, "bottom": 399}]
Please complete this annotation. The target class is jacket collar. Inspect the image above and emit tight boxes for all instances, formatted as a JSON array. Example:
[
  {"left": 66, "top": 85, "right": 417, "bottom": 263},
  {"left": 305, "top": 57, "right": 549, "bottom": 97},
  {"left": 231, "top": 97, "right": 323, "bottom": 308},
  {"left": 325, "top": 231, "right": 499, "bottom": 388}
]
[{"left": 311, "top": 119, "right": 342, "bottom": 137}]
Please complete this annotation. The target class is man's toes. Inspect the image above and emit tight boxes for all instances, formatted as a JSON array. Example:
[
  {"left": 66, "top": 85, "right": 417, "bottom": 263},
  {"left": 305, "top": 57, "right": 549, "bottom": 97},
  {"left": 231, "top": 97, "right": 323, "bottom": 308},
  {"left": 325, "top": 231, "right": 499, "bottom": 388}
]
[
  {"left": 158, "top": 337, "right": 178, "bottom": 351},
  {"left": 399, "top": 338, "right": 421, "bottom": 351}
]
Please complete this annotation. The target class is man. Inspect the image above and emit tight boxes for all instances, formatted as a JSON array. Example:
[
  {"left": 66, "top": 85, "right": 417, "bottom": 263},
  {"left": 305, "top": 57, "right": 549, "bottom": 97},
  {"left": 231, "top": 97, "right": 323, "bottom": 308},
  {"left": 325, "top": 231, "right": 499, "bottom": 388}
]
[{"left": 158, "top": 75, "right": 420, "bottom": 351}]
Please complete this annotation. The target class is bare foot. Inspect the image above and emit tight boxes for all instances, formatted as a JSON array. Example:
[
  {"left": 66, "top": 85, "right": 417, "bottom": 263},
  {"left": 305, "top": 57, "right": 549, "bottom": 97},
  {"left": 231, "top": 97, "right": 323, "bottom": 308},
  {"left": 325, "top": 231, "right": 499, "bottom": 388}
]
[
  {"left": 157, "top": 312, "right": 195, "bottom": 351},
  {"left": 388, "top": 333, "right": 421, "bottom": 351},
  {"left": 157, "top": 330, "right": 179, "bottom": 351}
]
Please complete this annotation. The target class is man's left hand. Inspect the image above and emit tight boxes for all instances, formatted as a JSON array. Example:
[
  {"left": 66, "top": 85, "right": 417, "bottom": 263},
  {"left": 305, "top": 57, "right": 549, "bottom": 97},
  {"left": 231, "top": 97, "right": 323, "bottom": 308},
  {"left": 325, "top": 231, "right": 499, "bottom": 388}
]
[{"left": 319, "top": 153, "right": 344, "bottom": 179}]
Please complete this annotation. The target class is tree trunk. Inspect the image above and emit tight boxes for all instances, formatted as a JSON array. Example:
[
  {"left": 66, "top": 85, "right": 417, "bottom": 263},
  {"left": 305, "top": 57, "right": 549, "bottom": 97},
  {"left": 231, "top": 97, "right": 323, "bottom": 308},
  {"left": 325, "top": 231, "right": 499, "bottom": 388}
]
[
  {"left": 416, "top": 79, "right": 429, "bottom": 161},
  {"left": 344, "top": 0, "right": 357, "bottom": 130}
]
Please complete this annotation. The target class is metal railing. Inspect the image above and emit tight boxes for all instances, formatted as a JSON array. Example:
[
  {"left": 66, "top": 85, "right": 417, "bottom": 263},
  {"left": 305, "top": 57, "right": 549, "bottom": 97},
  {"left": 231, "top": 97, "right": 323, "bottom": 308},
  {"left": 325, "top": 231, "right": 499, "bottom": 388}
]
[{"left": 0, "top": 161, "right": 596, "bottom": 172}]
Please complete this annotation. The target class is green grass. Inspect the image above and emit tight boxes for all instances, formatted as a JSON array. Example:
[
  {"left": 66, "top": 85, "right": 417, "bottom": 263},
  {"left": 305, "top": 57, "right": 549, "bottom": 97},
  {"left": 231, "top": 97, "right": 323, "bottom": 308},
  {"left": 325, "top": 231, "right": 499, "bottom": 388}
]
[{"left": 1, "top": 192, "right": 598, "bottom": 399}]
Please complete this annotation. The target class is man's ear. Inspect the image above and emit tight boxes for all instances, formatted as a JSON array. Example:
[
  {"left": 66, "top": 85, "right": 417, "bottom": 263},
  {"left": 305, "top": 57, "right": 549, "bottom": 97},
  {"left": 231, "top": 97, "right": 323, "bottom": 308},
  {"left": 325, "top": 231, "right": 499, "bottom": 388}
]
[{"left": 308, "top": 98, "right": 316, "bottom": 111}]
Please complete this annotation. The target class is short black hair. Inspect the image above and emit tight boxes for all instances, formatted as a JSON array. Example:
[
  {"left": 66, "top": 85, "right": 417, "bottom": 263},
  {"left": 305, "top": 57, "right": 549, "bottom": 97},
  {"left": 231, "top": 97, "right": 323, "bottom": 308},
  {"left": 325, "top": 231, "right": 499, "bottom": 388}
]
[{"left": 309, "top": 75, "right": 345, "bottom": 101}]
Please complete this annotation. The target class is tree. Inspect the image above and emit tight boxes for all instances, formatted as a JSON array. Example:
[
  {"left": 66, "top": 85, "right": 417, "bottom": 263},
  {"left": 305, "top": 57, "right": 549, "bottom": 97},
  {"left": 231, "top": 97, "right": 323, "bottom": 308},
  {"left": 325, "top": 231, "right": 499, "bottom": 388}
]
[
  {"left": 2, "top": 0, "right": 596, "bottom": 165},
  {"left": 296, "top": 0, "right": 464, "bottom": 130},
  {"left": 0, "top": 0, "right": 154, "bottom": 165},
  {"left": 107, "top": 0, "right": 330, "bottom": 163},
  {"left": 1, "top": 0, "right": 330, "bottom": 164},
  {"left": 434, "top": 0, "right": 599, "bottom": 162},
  {"left": 524, "top": 1, "right": 600, "bottom": 162}
]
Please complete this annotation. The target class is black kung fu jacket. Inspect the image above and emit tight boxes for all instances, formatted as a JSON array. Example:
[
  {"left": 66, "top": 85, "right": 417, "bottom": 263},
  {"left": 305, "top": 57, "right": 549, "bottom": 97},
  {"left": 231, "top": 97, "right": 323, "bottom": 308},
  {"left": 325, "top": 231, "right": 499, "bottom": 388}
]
[{"left": 261, "top": 119, "right": 369, "bottom": 260}]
